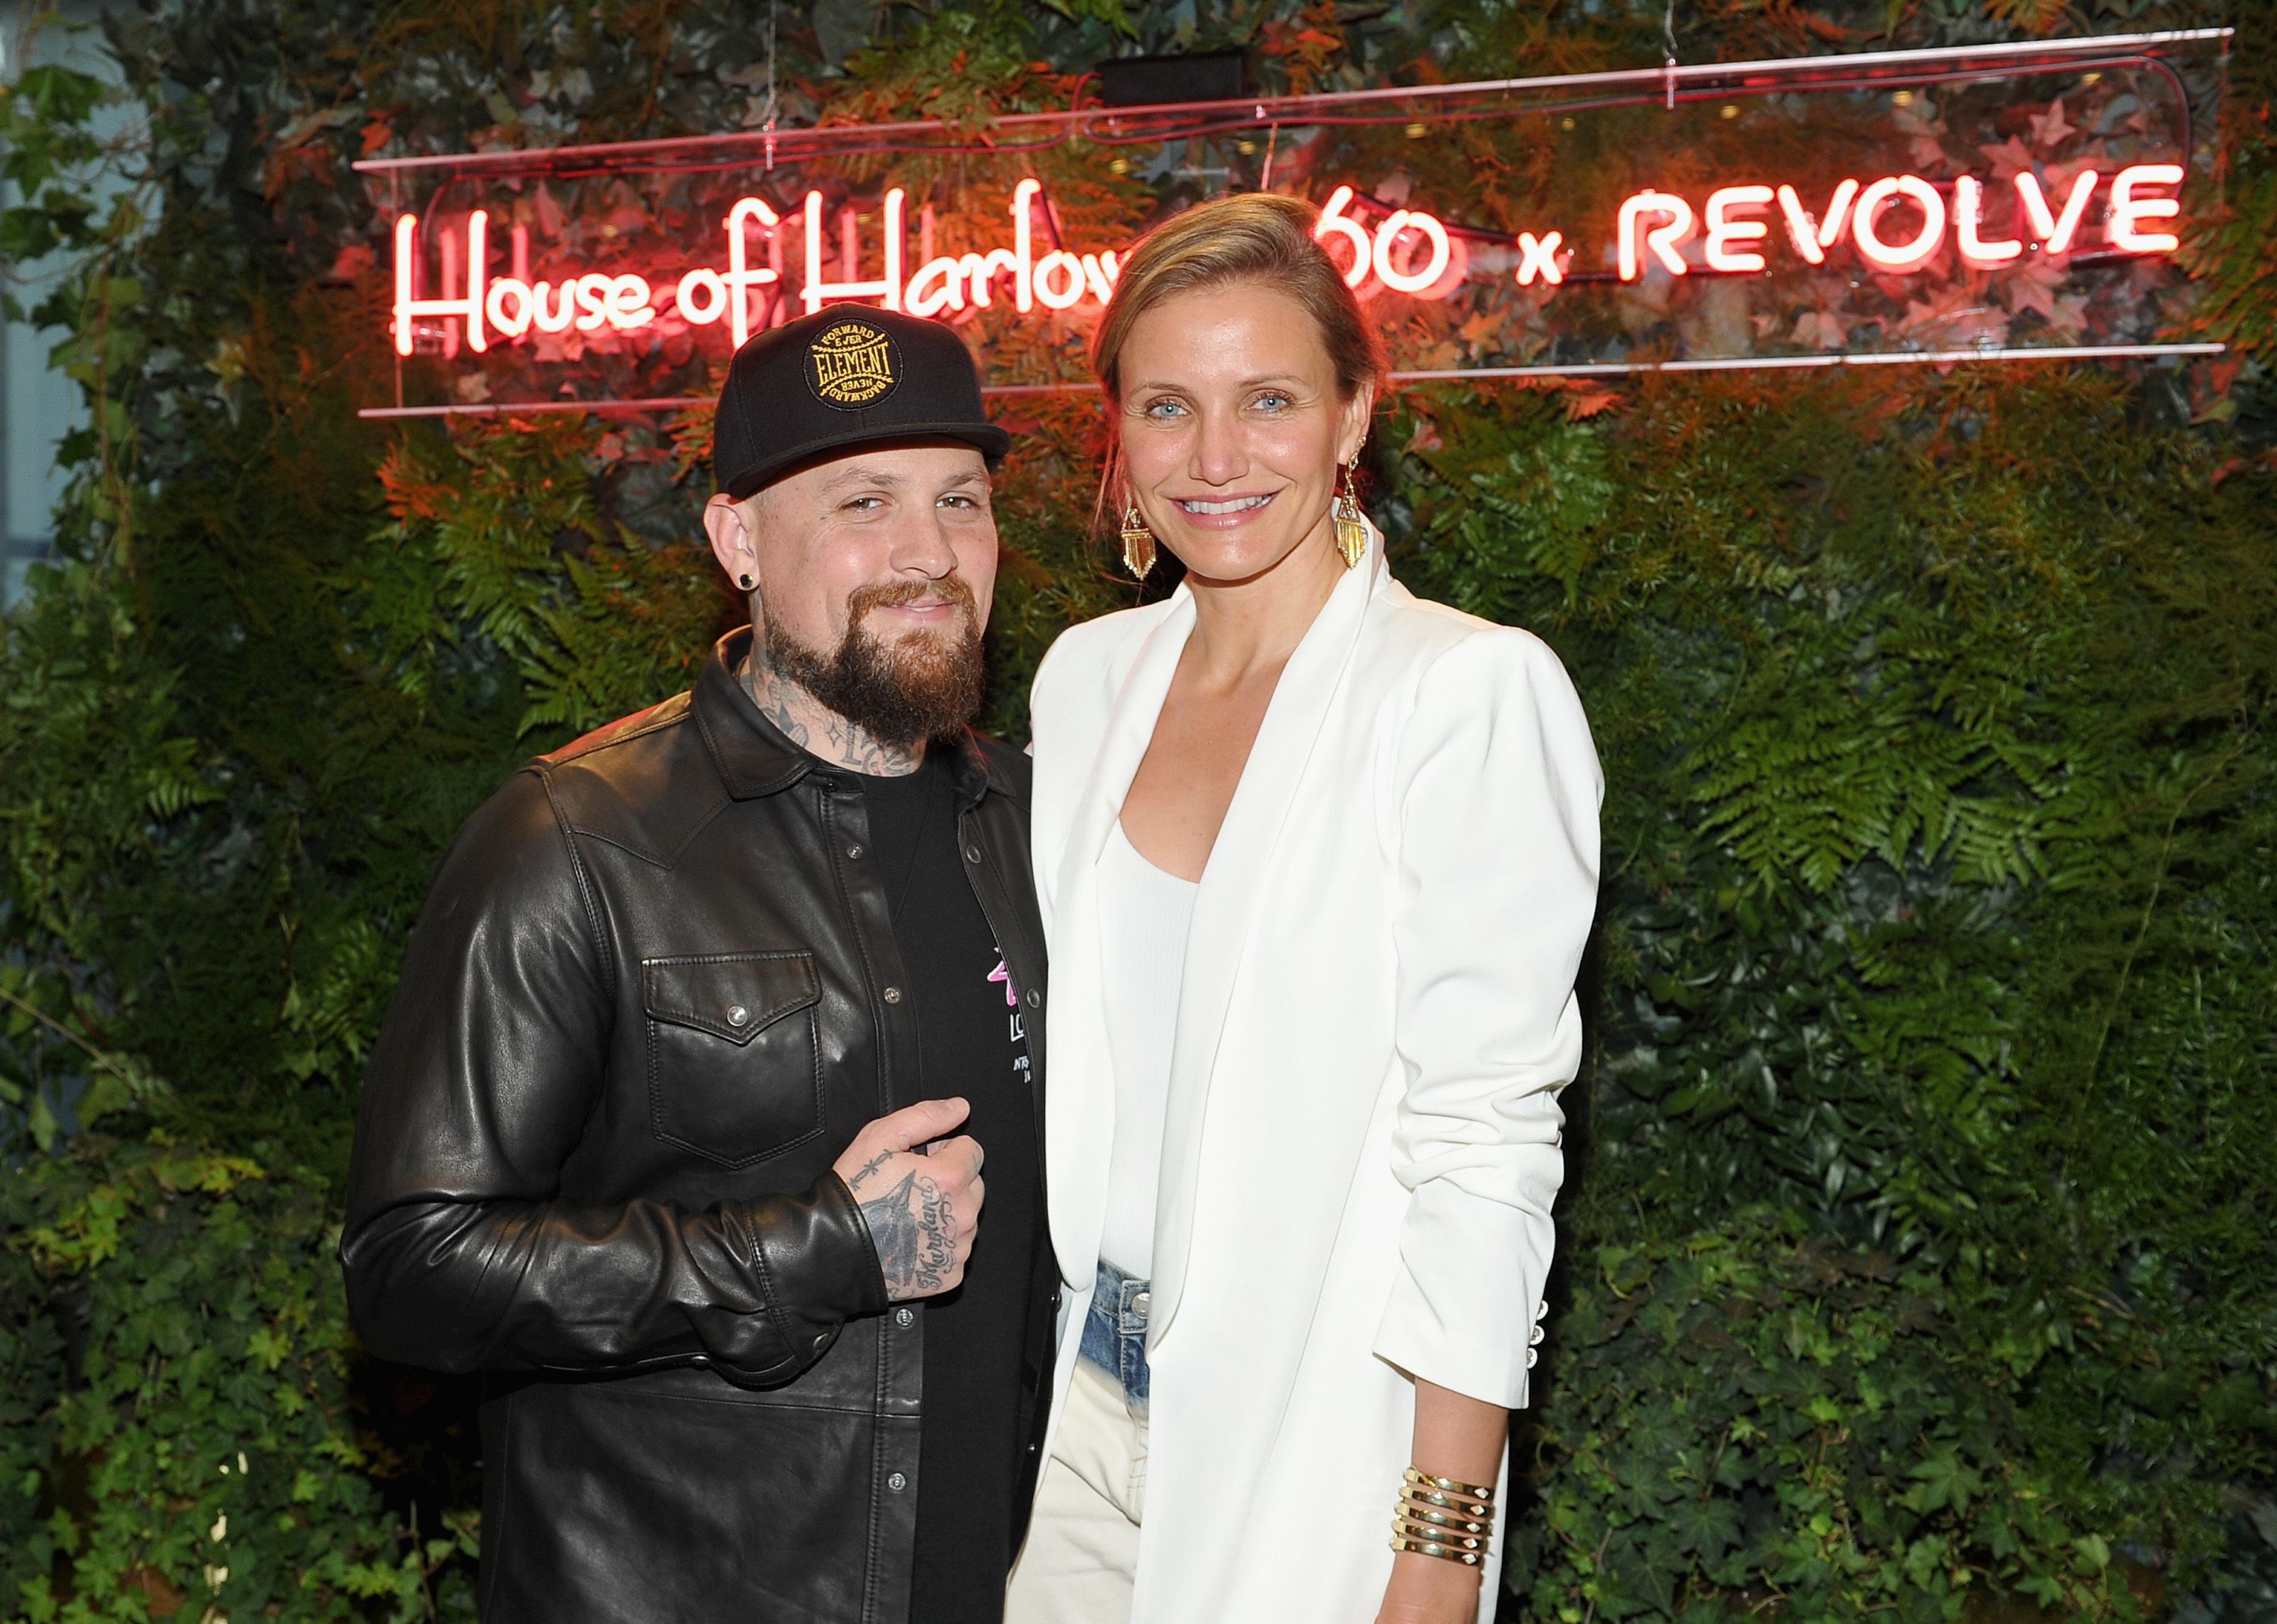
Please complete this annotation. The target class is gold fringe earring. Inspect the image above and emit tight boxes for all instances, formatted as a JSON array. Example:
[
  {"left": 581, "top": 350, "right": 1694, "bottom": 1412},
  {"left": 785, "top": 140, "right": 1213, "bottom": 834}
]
[
  {"left": 1333, "top": 457, "right": 1368, "bottom": 569},
  {"left": 1120, "top": 503, "right": 1157, "bottom": 580}
]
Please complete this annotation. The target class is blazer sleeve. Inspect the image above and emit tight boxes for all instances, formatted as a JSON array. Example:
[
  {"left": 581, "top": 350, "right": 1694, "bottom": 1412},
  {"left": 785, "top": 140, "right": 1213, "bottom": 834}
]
[
  {"left": 1372, "top": 627, "right": 1602, "bottom": 1409},
  {"left": 339, "top": 768, "right": 886, "bottom": 1386}
]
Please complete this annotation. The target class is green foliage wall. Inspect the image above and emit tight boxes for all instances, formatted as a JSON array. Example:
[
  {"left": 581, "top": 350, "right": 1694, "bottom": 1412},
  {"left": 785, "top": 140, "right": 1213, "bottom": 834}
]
[{"left": 2, "top": 2, "right": 2272, "bottom": 1621}]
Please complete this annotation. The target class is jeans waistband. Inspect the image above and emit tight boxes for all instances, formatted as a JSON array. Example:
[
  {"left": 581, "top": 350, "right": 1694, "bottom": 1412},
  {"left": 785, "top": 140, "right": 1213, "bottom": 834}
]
[{"left": 1079, "top": 1259, "right": 1151, "bottom": 1413}]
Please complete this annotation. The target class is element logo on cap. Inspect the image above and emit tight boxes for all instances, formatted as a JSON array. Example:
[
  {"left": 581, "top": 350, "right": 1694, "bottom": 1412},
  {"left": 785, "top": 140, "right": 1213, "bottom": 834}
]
[{"left": 805, "top": 319, "right": 900, "bottom": 409}]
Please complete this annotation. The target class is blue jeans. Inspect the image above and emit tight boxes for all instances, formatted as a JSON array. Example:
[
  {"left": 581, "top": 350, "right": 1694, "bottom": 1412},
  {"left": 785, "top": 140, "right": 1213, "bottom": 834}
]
[{"left": 1079, "top": 1259, "right": 1151, "bottom": 1413}]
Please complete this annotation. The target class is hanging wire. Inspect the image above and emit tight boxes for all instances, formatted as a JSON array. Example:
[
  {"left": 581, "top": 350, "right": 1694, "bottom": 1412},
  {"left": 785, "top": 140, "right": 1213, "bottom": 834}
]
[
  {"left": 763, "top": 0, "right": 779, "bottom": 169},
  {"left": 1663, "top": 0, "right": 1678, "bottom": 110},
  {"left": 352, "top": 38, "right": 2199, "bottom": 180}
]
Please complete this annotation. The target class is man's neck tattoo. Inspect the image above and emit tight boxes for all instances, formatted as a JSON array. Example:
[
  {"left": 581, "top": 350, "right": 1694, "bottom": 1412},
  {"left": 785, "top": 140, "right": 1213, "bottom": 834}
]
[{"left": 741, "top": 653, "right": 923, "bottom": 776}]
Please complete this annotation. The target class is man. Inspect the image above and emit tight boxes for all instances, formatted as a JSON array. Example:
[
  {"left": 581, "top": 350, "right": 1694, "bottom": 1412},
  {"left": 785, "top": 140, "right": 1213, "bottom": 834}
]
[{"left": 341, "top": 306, "right": 1053, "bottom": 1624}]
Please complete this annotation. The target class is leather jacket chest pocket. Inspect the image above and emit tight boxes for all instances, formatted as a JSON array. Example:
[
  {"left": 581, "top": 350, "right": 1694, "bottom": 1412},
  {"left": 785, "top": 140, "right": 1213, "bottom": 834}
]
[{"left": 641, "top": 952, "right": 824, "bottom": 1167}]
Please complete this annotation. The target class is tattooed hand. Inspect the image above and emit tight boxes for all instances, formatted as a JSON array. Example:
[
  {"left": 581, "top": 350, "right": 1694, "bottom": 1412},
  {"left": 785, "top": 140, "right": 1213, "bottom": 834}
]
[{"left": 832, "top": 1099, "right": 986, "bottom": 1302}]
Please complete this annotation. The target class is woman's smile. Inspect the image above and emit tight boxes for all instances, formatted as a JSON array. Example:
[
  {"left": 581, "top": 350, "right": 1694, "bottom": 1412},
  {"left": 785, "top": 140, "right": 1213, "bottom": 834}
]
[{"left": 1171, "top": 491, "right": 1278, "bottom": 526}]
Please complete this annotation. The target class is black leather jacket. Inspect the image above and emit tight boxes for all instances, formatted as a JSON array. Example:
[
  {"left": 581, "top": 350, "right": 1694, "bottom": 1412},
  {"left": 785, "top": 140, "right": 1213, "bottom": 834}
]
[{"left": 340, "top": 630, "right": 1052, "bottom": 1624}]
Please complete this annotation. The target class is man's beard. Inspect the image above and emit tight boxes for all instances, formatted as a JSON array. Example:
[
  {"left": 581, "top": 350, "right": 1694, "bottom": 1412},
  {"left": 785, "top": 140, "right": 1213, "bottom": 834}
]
[{"left": 760, "top": 578, "right": 987, "bottom": 752}]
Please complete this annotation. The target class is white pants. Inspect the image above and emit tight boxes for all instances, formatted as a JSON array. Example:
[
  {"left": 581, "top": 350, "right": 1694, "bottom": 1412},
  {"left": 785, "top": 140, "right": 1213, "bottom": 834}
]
[{"left": 1005, "top": 1358, "right": 1148, "bottom": 1624}]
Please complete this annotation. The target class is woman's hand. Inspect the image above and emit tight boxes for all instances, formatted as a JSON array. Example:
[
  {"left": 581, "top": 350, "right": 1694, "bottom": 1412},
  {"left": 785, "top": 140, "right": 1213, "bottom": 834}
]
[{"left": 1375, "top": 1550, "right": 1484, "bottom": 1624}]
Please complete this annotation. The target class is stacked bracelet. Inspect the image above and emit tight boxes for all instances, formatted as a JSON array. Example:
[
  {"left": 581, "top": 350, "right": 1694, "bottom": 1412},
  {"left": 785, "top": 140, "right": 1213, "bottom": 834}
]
[{"left": 1389, "top": 1467, "right": 1496, "bottom": 1568}]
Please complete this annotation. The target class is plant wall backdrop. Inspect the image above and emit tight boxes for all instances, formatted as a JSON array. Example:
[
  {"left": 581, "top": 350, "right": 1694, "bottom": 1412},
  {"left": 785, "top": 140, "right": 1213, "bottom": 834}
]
[{"left": 2, "top": 2, "right": 2272, "bottom": 1621}]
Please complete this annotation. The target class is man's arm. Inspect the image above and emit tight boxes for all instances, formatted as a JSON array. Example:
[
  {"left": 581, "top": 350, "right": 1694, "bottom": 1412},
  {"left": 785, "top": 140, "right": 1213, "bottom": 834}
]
[{"left": 338, "top": 769, "right": 886, "bottom": 1386}]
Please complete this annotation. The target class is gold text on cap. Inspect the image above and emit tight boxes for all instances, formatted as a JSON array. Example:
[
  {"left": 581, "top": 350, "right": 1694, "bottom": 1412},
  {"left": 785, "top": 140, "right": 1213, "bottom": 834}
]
[{"left": 807, "top": 320, "right": 898, "bottom": 407}]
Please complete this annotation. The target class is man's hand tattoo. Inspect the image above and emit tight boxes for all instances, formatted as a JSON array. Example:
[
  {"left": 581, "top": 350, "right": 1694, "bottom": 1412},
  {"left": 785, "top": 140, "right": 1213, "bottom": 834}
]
[{"left": 857, "top": 1170, "right": 959, "bottom": 1300}]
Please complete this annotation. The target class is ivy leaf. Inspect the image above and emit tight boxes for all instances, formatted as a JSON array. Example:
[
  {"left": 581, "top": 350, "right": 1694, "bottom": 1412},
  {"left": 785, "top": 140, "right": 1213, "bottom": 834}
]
[
  {"left": 1667, "top": 1495, "right": 1745, "bottom": 1562},
  {"left": 1906, "top": 1447, "right": 1983, "bottom": 1515}
]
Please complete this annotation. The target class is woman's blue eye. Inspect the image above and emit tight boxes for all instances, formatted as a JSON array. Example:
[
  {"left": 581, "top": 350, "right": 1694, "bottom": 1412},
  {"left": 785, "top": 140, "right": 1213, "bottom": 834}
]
[
  {"left": 1254, "top": 392, "right": 1292, "bottom": 410},
  {"left": 1143, "top": 398, "right": 1187, "bottom": 418}
]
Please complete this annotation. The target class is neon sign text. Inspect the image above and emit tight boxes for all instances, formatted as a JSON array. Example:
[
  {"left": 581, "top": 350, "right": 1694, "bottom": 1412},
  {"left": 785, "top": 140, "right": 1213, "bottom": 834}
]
[
  {"left": 391, "top": 166, "right": 2189, "bottom": 359},
  {"left": 1615, "top": 165, "right": 2183, "bottom": 282},
  {"left": 391, "top": 178, "right": 1472, "bottom": 356}
]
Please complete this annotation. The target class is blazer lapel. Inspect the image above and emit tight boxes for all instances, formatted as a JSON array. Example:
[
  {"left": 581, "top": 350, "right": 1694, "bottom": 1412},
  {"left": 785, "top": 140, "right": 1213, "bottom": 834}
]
[
  {"left": 1045, "top": 591, "right": 1197, "bottom": 1287},
  {"left": 1056, "top": 592, "right": 1198, "bottom": 907},
  {"left": 1150, "top": 533, "right": 1388, "bottom": 1346}
]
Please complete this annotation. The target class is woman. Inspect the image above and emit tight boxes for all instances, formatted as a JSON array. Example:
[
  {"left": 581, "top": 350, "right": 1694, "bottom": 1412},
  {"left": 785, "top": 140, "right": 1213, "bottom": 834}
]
[{"left": 1005, "top": 195, "right": 1601, "bottom": 1624}]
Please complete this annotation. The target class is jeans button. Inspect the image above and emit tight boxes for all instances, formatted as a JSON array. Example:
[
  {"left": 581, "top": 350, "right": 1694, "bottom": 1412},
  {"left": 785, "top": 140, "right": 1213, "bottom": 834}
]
[{"left": 1131, "top": 1290, "right": 1151, "bottom": 1317}]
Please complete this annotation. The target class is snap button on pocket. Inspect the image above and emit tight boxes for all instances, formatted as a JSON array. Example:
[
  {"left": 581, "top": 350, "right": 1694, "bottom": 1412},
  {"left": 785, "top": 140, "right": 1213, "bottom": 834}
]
[{"left": 726, "top": 1005, "right": 750, "bottom": 1027}]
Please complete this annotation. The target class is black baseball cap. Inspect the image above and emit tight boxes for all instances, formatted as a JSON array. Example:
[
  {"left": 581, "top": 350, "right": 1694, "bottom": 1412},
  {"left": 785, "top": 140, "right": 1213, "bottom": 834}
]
[{"left": 712, "top": 306, "right": 1011, "bottom": 499}]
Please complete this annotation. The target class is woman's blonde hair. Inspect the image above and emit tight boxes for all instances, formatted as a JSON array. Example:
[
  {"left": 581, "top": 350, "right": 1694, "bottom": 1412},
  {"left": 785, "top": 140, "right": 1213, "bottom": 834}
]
[{"left": 1089, "top": 193, "right": 1387, "bottom": 404}]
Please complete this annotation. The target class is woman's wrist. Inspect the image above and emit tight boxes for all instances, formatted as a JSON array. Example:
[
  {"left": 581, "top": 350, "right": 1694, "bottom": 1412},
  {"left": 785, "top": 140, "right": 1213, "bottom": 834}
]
[{"left": 1381, "top": 1380, "right": 1507, "bottom": 1622}]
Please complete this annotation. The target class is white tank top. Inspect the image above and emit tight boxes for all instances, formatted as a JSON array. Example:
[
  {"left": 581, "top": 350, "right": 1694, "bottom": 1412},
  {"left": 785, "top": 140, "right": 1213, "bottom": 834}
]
[{"left": 1095, "top": 820, "right": 1199, "bottom": 1280}]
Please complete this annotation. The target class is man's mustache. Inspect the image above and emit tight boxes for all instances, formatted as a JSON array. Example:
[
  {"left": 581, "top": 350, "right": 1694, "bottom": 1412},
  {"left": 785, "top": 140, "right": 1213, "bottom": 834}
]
[{"left": 847, "top": 577, "right": 979, "bottom": 624}]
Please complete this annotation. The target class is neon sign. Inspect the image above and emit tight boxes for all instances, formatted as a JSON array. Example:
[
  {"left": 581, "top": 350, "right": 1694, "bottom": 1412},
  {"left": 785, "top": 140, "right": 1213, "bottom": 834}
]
[
  {"left": 361, "top": 30, "right": 2227, "bottom": 414},
  {"left": 391, "top": 162, "right": 2187, "bottom": 360}
]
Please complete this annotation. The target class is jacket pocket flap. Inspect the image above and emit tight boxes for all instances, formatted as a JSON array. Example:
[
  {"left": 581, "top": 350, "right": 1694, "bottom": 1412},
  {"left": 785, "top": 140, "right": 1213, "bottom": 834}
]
[{"left": 642, "top": 952, "right": 821, "bottom": 1046}]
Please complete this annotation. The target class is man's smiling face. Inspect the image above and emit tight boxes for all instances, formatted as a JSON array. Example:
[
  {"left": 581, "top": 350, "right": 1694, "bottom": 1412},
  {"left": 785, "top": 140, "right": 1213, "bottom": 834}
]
[{"left": 705, "top": 439, "right": 1000, "bottom": 749}]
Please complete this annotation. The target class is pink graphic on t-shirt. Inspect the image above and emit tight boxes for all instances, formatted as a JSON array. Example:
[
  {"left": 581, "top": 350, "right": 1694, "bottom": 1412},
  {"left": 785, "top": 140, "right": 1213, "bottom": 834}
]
[{"left": 987, "top": 957, "right": 1019, "bottom": 1008}]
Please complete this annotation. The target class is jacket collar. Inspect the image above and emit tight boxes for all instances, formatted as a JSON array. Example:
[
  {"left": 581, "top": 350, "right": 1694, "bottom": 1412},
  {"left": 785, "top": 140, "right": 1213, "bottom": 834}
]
[{"left": 693, "top": 627, "right": 1010, "bottom": 807}]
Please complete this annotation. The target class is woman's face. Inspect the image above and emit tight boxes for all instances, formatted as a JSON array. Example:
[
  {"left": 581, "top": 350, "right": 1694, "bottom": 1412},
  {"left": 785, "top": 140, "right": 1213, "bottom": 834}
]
[{"left": 1116, "top": 279, "right": 1372, "bottom": 587}]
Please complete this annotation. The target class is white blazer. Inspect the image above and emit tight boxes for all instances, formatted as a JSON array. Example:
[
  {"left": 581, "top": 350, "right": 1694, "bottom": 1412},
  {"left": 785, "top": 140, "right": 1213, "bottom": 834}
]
[{"left": 1027, "top": 527, "right": 1603, "bottom": 1624}]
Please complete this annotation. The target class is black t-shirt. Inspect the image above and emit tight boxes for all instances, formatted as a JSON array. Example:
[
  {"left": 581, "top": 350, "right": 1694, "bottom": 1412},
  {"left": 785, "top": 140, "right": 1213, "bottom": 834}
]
[{"left": 857, "top": 752, "right": 1041, "bottom": 1624}]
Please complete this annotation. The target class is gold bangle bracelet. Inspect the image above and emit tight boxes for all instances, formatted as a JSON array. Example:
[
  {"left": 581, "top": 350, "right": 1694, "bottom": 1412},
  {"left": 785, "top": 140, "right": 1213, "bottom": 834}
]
[
  {"left": 1395, "top": 1502, "right": 1489, "bottom": 1537},
  {"left": 1400, "top": 1482, "right": 1488, "bottom": 1509},
  {"left": 1390, "top": 1534, "right": 1487, "bottom": 1568},
  {"left": 1400, "top": 1484, "right": 1492, "bottom": 1519},
  {"left": 1394, "top": 1515, "right": 1488, "bottom": 1550},
  {"left": 1405, "top": 1466, "right": 1497, "bottom": 1503}
]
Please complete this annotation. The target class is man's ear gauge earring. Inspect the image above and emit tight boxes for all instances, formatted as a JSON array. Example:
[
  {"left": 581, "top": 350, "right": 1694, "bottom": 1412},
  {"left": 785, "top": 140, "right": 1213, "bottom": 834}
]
[
  {"left": 1119, "top": 504, "right": 1157, "bottom": 581},
  {"left": 736, "top": 572, "right": 757, "bottom": 590}
]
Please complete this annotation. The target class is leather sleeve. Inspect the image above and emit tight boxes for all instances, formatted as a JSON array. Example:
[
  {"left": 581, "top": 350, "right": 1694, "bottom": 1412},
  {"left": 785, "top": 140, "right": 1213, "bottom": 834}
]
[{"left": 339, "top": 769, "right": 889, "bottom": 1386}]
